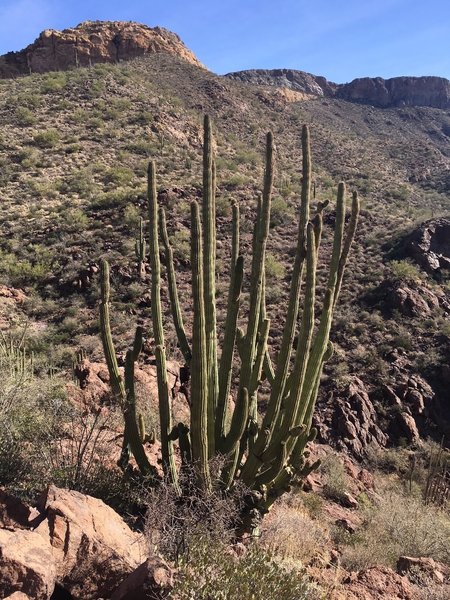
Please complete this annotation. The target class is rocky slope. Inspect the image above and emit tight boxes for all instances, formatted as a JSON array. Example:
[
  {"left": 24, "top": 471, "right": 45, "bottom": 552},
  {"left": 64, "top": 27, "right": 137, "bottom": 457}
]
[
  {"left": 0, "top": 20, "right": 204, "bottom": 78},
  {"left": 226, "top": 69, "right": 450, "bottom": 109}
]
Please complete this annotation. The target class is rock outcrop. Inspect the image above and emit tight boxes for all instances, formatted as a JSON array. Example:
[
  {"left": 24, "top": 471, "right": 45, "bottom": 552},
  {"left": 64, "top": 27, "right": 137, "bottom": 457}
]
[
  {"left": 336, "top": 76, "right": 450, "bottom": 108},
  {"left": 225, "top": 68, "right": 335, "bottom": 96},
  {"left": 225, "top": 69, "right": 450, "bottom": 109},
  {"left": 0, "top": 21, "right": 203, "bottom": 78},
  {"left": 397, "top": 217, "right": 450, "bottom": 276},
  {"left": 370, "top": 279, "right": 441, "bottom": 318},
  {"left": 0, "top": 528, "right": 56, "bottom": 600},
  {"left": 0, "top": 485, "right": 173, "bottom": 599},
  {"left": 315, "top": 377, "right": 388, "bottom": 457}
]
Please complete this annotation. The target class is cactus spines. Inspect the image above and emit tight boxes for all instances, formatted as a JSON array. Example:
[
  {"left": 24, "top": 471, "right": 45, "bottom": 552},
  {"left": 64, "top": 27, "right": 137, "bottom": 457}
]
[
  {"left": 135, "top": 216, "right": 146, "bottom": 280},
  {"left": 100, "top": 117, "right": 359, "bottom": 531}
]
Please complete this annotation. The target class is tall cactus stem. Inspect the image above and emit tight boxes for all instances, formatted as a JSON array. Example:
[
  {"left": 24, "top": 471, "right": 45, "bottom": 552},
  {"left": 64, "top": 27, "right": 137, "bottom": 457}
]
[
  {"left": 159, "top": 207, "right": 192, "bottom": 363},
  {"left": 190, "top": 200, "right": 211, "bottom": 491},
  {"left": 148, "top": 161, "right": 178, "bottom": 488},
  {"left": 202, "top": 115, "right": 218, "bottom": 457}
]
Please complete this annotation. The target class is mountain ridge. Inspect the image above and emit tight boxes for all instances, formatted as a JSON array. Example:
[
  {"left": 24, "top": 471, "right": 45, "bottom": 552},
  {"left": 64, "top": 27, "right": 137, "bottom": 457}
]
[
  {"left": 1, "top": 20, "right": 449, "bottom": 109},
  {"left": 0, "top": 20, "right": 204, "bottom": 78},
  {"left": 225, "top": 68, "right": 450, "bottom": 109}
]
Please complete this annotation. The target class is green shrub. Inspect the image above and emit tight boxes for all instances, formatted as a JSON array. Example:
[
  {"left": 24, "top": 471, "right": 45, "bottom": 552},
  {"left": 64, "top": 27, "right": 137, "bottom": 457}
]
[
  {"left": 341, "top": 486, "right": 450, "bottom": 569},
  {"left": 172, "top": 541, "right": 318, "bottom": 599},
  {"left": 15, "top": 106, "right": 36, "bottom": 126},
  {"left": 40, "top": 72, "right": 67, "bottom": 93},
  {"left": 265, "top": 252, "right": 286, "bottom": 280},
  {"left": 270, "top": 196, "right": 294, "bottom": 227},
  {"left": 390, "top": 260, "right": 423, "bottom": 282},
  {"left": 103, "top": 166, "right": 134, "bottom": 186},
  {"left": 33, "top": 129, "right": 60, "bottom": 148},
  {"left": 321, "top": 454, "right": 349, "bottom": 503}
]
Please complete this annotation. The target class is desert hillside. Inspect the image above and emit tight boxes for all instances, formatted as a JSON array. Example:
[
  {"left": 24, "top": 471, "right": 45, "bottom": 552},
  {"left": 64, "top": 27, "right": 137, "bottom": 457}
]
[{"left": 0, "top": 21, "right": 449, "bottom": 600}]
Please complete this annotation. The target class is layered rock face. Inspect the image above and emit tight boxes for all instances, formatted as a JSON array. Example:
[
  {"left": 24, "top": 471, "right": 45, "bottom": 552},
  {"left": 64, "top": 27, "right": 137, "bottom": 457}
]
[
  {"left": 225, "top": 68, "right": 336, "bottom": 96},
  {"left": 0, "top": 20, "right": 203, "bottom": 78},
  {"left": 336, "top": 76, "right": 450, "bottom": 109},
  {"left": 226, "top": 69, "right": 450, "bottom": 109}
]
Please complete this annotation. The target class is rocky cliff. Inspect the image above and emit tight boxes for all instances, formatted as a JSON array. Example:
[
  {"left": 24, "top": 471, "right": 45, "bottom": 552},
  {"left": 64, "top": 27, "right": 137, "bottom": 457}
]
[
  {"left": 226, "top": 69, "right": 450, "bottom": 109},
  {"left": 336, "top": 76, "right": 450, "bottom": 109},
  {"left": 0, "top": 20, "right": 204, "bottom": 78},
  {"left": 224, "top": 68, "right": 336, "bottom": 96}
]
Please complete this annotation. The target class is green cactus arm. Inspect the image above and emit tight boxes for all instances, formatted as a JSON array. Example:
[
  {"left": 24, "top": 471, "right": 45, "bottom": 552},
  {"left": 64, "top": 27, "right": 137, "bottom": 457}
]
[
  {"left": 334, "top": 190, "right": 360, "bottom": 307},
  {"left": 202, "top": 115, "right": 218, "bottom": 457},
  {"left": 240, "top": 126, "right": 311, "bottom": 486},
  {"left": 293, "top": 182, "right": 346, "bottom": 429},
  {"left": 215, "top": 202, "right": 241, "bottom": 445},
  {"left": 124, "top": 345, "right": 157, "bottom": 477},
  {"left": 177, "top": 422, "right": 192, "bottom": 467},
  {"left": 155, "top": 344, "right": 180, "bottom": 492},
  {"left": 256, "top": 125, "right": 312, "bottom": 440},
  {"left": 158, "top": 206, "right": 192, "bottom": 363},
  {"left": 99, "top": 259, "right": 125, "bottom": 402},
  {"left": 138, "top": 413, "right": 146, "bottom": 443},
  {"left": 135, "top": 216, "right": 146, "bottom": 280},
  {"left": 190, "top": 199, "right": 211, "bottom": 491},
  {"left": 260, "top": 222, "right": 317, "bottom": 462},
  {"left": 263, "top": 351, "right": 275, "bottom": 385},
  {"left": 218, "top": 387, "right": 249, "bottom": 456},
  {"left": 147, "top": 161, "right": 178, "bottom": 487},
  {"left": 216, "top": 255, "right": 244, "bottom": 446},
  {"left": 239, "top": 133, "right": 273, "bottom": 396},
  {"left": 255, "top": 441, "right": 287, "bottom": 488}
]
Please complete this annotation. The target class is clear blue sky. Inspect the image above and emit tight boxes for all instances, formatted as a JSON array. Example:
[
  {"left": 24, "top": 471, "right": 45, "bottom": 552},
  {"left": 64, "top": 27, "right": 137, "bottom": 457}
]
[{"left": 0, "top": 0, "right": 449, "bottom": 82}]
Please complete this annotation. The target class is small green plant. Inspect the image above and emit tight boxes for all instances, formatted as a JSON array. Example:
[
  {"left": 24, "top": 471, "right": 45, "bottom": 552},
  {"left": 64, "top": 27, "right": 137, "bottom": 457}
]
[
  {"left": 390, "top": 259, "right": 423, "bottom": 282},
  {"left": 15, "top": 106, "right": 36, "bottom": 126},
  {"left": 33, "top": 129, "right": 60, "bottom": 149}
]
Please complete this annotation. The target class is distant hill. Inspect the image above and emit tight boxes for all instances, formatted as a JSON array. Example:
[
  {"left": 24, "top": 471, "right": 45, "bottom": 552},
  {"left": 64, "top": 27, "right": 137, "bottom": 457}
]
[
  {"left": 225, "top": 69, "right": 450, "bottom": 109},
  {"left": 0, "top": 20, "right": 204, "bottom": 78}
]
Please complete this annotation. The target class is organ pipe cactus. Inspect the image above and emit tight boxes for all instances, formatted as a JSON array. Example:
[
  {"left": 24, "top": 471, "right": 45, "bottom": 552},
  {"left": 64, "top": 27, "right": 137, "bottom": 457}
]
[
  {"left": 135, "top": 216, "right": 146, "bottom": 280},
  {"left": 99, "top": 116, "right": 359, "bottom": 530}
]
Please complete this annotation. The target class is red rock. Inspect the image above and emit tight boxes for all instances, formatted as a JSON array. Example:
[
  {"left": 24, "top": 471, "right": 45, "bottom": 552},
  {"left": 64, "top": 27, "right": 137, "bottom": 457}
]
[
  {"left": 0, "top": 489, "right": 40, "bottom": 529},
  {"left": 341, "top": 566, "right": 415, "bottom": 599},
  {"left": 397, "top": 555, "right": 449, "bottom": 584},
  {"left": 110, "top": 557, "right": 174, "bottom": 600},
  {"left": 0, "top": 21, "right": 204, "bottom": 78},
  {"left": 35, "top": 485, "right": 146, "bottom": 599},
  {"left": 0, "top": 528, "right": 56, "bottom": 600}
]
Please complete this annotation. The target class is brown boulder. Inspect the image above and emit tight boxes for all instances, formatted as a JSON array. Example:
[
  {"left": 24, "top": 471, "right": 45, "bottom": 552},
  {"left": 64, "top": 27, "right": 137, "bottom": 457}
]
[
  {"left": 318, "top": 377, "right": 388, "bottom": 458},
  {"left": 0, "top": 528, "right": 56, "bottom": 600},
  {"left": 69, "top": 358, "right": 189, "bottom": 422},
  {"left": 401, "top": 217, "right": 450, "bottom": 276},
  {"left": 386, "top": 281, "right": 440, "bottom": 317},
  {"left": 35, "top": 485, "right": 146, "bottom": 599},
  {"left": 396, "top": 411, "right": 421, "bottom": 443},
  {"left": 341, "top": 566, "right": 416, "bottom": 599},
  {"left": 0, "top": 489, "right": 40, "bottom": 529},
  {"left": 397, "top": 555, "right": 449, "bottom": 584},
  {"left": 111, "top": 557, "right": 174, "bottom": 600}
]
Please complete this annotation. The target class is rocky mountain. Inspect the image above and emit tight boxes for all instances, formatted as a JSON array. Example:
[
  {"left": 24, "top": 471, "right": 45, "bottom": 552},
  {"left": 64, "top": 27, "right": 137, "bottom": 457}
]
[
  {"left": 226, "top": 69, "right": 450, "bottom": 109},
  {"left": 0, "top": 20, "right": 204, "bottom": 78}
]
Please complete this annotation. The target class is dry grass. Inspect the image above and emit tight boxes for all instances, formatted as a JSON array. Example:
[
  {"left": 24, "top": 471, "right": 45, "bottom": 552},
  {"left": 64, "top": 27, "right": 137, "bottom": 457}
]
[
  {"left": 260, "top": 495, "right": 329, "bottom": 567},
  {"left": 340, "top": 481, "right": 450, "bottom": 570}
]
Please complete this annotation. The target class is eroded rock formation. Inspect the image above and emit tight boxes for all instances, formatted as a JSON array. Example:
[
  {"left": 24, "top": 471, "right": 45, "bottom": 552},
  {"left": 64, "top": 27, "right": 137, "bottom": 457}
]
[{"left": 0, "top": 21, "right": 203, "bottom": 78}]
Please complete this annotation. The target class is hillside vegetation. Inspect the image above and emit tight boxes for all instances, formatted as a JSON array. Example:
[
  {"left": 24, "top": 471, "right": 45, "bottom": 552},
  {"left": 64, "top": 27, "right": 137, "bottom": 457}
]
[{"left": 0, "top": 47, "right": 449, "bottom": 599}]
